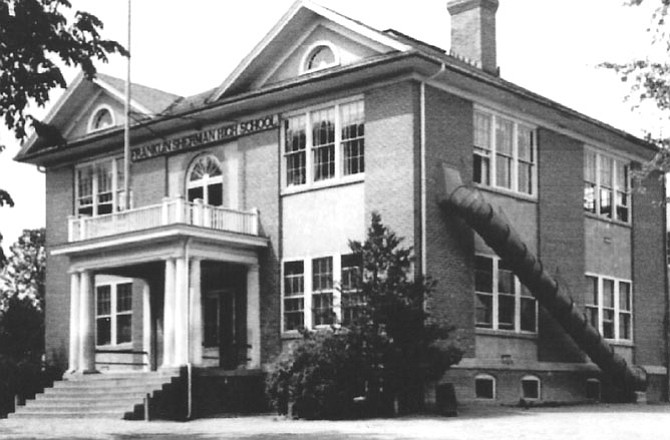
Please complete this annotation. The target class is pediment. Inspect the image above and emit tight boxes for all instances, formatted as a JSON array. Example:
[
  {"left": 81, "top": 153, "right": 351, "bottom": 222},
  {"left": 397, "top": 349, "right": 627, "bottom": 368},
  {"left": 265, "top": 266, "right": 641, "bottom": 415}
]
[
  {"left": 18, "top": 72, "right": 180, "bottom": 158},
  {"left": 212, "top": 0, "right": 410, "bottom": 99}
]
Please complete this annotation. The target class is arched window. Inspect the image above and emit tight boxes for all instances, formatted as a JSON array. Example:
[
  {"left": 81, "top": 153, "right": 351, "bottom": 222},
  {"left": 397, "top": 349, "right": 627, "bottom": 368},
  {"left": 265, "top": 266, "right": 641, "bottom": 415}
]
[
  {"left": 88, "top": 105, "right": 115, "bottom": 132},
  {"left": 187, "top": 155, "right": 223, "bottom": 206},
  {"left": 474, "top": 373, "right": 496, "bottom": 400},
  {"left": 521, "top": 375, "right": 541, "bottom": 401},
  {"left": 301, "top": 41, "right": 339, "bottom": 74}
]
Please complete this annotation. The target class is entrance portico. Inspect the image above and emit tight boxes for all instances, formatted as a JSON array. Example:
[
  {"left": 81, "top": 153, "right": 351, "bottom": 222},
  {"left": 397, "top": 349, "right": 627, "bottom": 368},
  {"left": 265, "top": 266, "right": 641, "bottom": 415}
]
[{"left": 55, "top": 217, "right": 267, "bottom": 374}]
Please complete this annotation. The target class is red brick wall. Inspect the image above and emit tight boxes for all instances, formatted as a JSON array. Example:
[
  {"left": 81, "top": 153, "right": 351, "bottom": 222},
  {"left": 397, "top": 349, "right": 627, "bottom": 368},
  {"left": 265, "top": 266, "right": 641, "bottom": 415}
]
[
  {"left": 424, "top": 86, "right": 476, "bottom": 357},
  {"left": 364, "top": 81, "right": 419, "bottom": 249},
  {"left": 240, "top": 129, "right": 281, "bottom": 365},
  {"left": 44, "top": 166, "right": 74, "bottom": 368},
  {"left": 536, "top": 128, "right": 587, "bottom": 363},
  {"left": 632, "top": 170, "right": 667, "bottom": 368}
]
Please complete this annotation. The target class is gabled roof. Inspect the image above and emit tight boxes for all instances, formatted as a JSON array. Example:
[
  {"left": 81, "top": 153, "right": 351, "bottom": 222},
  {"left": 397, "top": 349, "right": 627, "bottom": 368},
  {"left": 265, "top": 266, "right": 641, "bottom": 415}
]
[
  {"left": 95, "top": 73, "right": 181, "bottom": 116},
  {"left": 209, "top": 0, "right": 411, "bottom": 101},
  {"left": 17, "top": 71, "right": 182, "bottom": 158}
]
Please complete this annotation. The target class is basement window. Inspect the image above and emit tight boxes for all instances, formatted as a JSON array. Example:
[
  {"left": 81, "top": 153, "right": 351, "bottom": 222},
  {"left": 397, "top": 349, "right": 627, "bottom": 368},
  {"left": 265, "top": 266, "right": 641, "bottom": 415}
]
[
  {"left": 586, "top": 378, "right": 601, "bottom": 400},
  {"left": 475, "top": 374, "right": 496, "bottom": 399},
  {"left": 521, "top": 375, "right": 541, "bottom": 400}
]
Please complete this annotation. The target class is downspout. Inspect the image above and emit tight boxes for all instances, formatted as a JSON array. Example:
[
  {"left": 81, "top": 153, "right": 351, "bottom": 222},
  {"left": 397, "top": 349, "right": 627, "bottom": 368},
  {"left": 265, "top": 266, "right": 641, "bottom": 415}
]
[
  {"left": 420, "top": 63, "right": 446, "bottom": 276},
  {"left": 184, "top": 237, "right": 193, "bottom": 420}
]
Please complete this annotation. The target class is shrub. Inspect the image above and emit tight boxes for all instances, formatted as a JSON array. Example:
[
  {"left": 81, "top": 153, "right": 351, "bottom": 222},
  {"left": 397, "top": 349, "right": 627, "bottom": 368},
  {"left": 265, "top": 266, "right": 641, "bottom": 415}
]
[{"left": 266, "top": 213, "right": 463, "bottom": 418}]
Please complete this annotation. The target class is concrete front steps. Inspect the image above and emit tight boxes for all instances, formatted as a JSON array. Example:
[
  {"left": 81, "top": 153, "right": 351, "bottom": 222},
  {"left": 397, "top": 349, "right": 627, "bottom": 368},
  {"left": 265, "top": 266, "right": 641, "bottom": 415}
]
[{"left": 9, "top": 369, "right": 181, "bottom": 419}]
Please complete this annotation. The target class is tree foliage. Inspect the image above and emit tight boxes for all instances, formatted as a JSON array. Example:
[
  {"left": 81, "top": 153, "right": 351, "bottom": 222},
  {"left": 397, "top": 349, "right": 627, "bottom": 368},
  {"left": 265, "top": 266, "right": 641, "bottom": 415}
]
[
  {"left": 266, "top": 213, "right": 463, "bottom": 419},
  {"left": 601, "top": 0, "right": 670, "bottom": 178},
  {"left": 0, "top": 228, "right": 49, "bottom": 416},
  {"left": 0, "top": 0, "right": 128, "bottom": 139},
  {"left": 0, "top": 228, "right": 46, "bottom": 311}
]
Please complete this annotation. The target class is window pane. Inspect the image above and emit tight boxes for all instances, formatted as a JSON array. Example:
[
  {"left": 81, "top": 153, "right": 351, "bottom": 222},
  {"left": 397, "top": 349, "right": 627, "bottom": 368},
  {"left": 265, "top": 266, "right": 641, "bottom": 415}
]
[
  {"left": 96, "top": 285, "right": 111, "bottom": 316},
  {"left": 599, "top": 188, "right": 612, "bottom": 218},
  {"left": 496, "top": 155, "right": 512, "bottom": 189},
  {"left": 117, "top": 283, "right": 133, "bottom": 313},
  {"left": 188, "top": 186, "right": 204, "bottom": 203},
  {"left": 619, "top": 282, "right": 631, "bottom": 311},
  {"left": 474, "top": 112, "right": 491, "bottom": 150},
  {"left": 602, "top": 309, "right": 614, "bottom": 339},
  {"left": 602, "top": 279, "right": 614, "bottom": 308},
  {"left": 517, "top": 126, "right": 534, "bottom": 162},
  {"left": 312, "top": 292, "right": 334, "bottom": 326},
  {"left": 341, "top": 101, "right": 365, "bottom": 176},
  {"left": 600, "top": 156, "right": 613, "bottom": 187},
  {"left": 585, "top": 276, "right": 598, "bottom": 305},
  {"left": 97, "top": 317, "right": 111, "bottom": 346},
  {"left": 207, "top": 183, "right": 223, "bottom": 206},
  {"left": 495, "top": 118, "right": 513, "bottom": 156},
  {"left": 520, "top": 297, "right": 536, "bottom": 332},
  {"left": 518, "top": 162, "right": 533, "bottom": 195},
  {"left": 284, "top": 261, "right": 305, "bottom": 331},
  {"left": 285, "top": 116, "right": 306, "bottom": 186},
  {"left": 284, "top": 298, "right": 304, "bottom": 331},
  {"left": 312, "top": 257, "right": 333, "bottom": 292},
  {"left": 475, "top": 294, "right": 492, "bottom": 328},
  {"left": 615, "top": 160, "right": 628, "bottom": 190},
  {"left": 475, "top": 256, "right": 493, "bottom": 292},
  {"left": 497, "top": 261, "right": 515, "bottom": 294},
  {"left": 312, "top": 108, "right": 336, "bottom": 181},
  {"left": 498, "top": 294, "right": 515, "bottom": 330},
  {"left": 117, "top": 313, "right": 132, "bottom": 344},
  {"left": 284, "top": 261, "right": 304, "bottom": 296},
  {"left": 473, "top": 151, "right": 491, "bottom": 185},
  {"left": 584, "top": 151, "right": 597, "bottom": 183},
  {"left": 584, "top": 183, "right": 596, "bottom": 214},
  {"left": 619, "top": 313, "right": 631, "bottom": 340},
  {"left": 615, "top": 191, "right": 629, "bottom": 222}
]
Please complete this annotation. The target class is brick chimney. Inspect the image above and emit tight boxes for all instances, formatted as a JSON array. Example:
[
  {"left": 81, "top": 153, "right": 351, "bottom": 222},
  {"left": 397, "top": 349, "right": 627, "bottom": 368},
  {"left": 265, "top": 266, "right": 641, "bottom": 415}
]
[{"left": 447, "top": 0, "right": 499, "bottom": 75}]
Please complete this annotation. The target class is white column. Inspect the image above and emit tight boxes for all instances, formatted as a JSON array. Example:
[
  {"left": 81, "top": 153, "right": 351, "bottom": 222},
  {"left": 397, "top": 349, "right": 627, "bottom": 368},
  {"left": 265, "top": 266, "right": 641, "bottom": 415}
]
[
  {"left": 68, "top": 272, "right": 81, "bottom": 372},
  {"left": 189, "top": 258, "right": 203, "bottom": 366},
  {"left": 162, "top": 258, "right": 176, "bottom": 368},
  {"left": 142, "top": 280, "right": 152, "bottom": 371},
  {"left": 78, "top": 271, "right": 96, "bottom": 373},
  {"left": 173, "top": 257, "right": 189, "bottom": 365},
  {"left": 246, "top": 264, "right": 261, "bottom": 369}
]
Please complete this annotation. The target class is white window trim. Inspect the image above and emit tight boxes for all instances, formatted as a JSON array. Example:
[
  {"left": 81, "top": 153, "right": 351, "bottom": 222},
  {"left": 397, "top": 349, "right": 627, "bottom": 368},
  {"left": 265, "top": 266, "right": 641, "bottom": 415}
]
[
  {"left": 95, "top": 280, "right": 133, "bottom": 348},
  {"left": 87, "top": 104, "right": 116, "bottom": 133},
  {"left": 473, "top": 107, "right": 538, "bottom": 199},
  {"left": 474, "top": 373, "right": 496, "bottom": 400},
  {"left": 475, "top": 255, "right": 538, "bottom": 334},
  {"left": 281, "top": 96, "right": 365, "bottom": 194},
  {"left": 299, "top": 40, "right": 341, "bottom": 75},
  {"left": 282, "top": 253, "right": 361, "bottom": 333},
  {"left": 521, "top": 375, "right": 541, "bottom": 401},
  {"left": 584, "top": 147, "right": 632, "bottom": 224},
  {"left": 74, "top": 156, "right": 125, "bottom": 217},
  {"left": 585, "top": 273, "right": 633, "bottom": 342}
]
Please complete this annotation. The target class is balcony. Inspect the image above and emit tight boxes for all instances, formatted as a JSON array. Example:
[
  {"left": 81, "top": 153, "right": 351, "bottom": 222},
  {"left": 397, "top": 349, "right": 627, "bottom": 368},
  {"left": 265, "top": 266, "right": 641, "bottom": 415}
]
[{"left": 68, "top": 197, "right": 260, "bottom": 242}]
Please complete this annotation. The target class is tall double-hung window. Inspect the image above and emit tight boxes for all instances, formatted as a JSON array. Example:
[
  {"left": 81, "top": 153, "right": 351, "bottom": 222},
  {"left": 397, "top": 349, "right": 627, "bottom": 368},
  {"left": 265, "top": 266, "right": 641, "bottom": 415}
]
[
  {"left": 475, "top": 255, "right": 537, "bottom": 333},
  {"left": 76, "top": 157, "right": 125, "bottom": 216},
  {"left": 282, "top": 254, "right": 363, "bottom": 332},
  {"left": 585, "top": 274, "right": 632, "bottom": 341},
  {"left": 583, "top": 150, "right": 630, "bottom": 223},
  {"left": 96, "top": 281, "right": 133, "bottom": 346},
  {"left": 473, "top": 110, "right": 536, "bottom": 196},
  {"left": 284, "top": 99, "right": 364, "bottom": 189}
]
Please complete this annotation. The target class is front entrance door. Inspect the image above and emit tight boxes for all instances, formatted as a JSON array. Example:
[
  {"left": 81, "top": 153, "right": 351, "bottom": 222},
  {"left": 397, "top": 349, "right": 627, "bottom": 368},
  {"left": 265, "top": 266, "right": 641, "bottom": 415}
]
[{"left": 203, "top": 289, "right": 240, "bottom": 369}]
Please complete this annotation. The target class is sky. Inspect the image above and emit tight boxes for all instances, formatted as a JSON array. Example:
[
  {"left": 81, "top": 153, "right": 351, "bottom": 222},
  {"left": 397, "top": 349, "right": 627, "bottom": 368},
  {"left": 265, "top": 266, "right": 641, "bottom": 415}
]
[{"left": 0, "top": 0, "right": 662, "bottom": 247}]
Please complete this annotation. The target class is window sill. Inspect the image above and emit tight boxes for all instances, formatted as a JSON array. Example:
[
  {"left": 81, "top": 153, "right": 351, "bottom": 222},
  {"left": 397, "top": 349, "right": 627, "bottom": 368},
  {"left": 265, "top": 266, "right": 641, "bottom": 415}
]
[
  {"left": 95, "top": 342, "right": 133, "bottom": 350},
  {"left": 584, "top": 212, "right": 632, "bottom": 228},
  {"left": 474, "top": 183, "right": 537, "bottom": 203},
  {"left": 281, "top": 174, "right": 364, "bottom": 196},
  {"left": 475, "top": 328, "right": 538, "bottom": 339},
  {"left": 604, "top": 339, "right": 634, "bottom": 347}
]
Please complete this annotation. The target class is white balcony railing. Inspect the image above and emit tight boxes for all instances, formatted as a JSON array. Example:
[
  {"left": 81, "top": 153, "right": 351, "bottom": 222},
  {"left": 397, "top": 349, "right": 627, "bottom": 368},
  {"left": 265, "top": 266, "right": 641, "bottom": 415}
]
[{"left": 68, "top": 197, "right": 260, "bottom": 242}]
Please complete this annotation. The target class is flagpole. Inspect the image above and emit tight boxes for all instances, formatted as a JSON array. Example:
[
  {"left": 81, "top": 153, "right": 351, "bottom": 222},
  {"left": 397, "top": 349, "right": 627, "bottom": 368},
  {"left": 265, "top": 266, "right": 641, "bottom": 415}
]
[{"left": 123, "top": 0, "right": 132, "bottom": 210}]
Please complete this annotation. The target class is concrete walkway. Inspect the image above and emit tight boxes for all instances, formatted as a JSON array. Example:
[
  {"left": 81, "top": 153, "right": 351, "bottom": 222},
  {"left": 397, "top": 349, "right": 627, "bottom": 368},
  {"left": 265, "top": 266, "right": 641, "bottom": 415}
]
[{"left": 1, "top": 404, "right": 669, "bottom": 439}]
